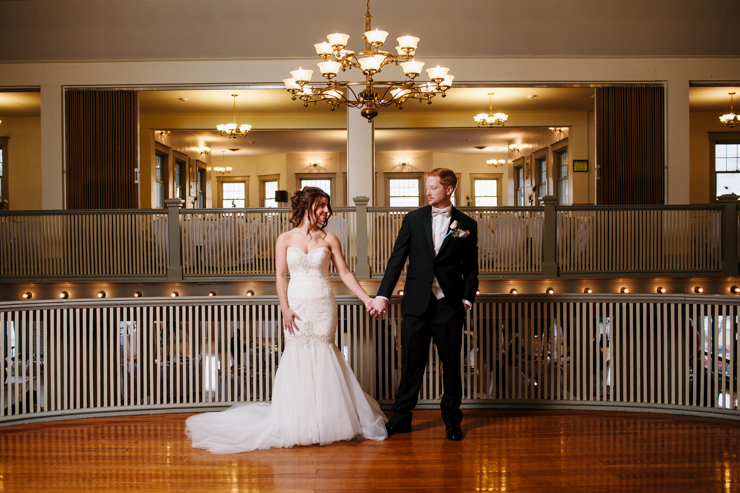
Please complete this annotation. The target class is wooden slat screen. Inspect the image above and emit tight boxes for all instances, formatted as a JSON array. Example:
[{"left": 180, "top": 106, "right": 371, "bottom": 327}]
[
  {"left": 596, "top": 86, "right": 665, "bottom": 205},
  {"left": 65, "top": 90, "right": 138, "bottom": 209}
]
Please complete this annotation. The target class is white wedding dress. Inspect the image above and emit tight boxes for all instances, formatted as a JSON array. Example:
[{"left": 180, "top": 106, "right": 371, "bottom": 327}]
[{"left": 185, "top": 246, "right": 387, "bottom": 453}]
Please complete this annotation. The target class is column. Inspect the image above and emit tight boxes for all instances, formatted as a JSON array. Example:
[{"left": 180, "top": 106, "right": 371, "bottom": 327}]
[
  {"left": 40, "top": 85, "right": 64, "bottom": 209},
  {"left": 666, "top": 79, "right": 690, "bottom": 204},
  {"left": 346, "top": 107, "right": 374, "bottom": 206}
]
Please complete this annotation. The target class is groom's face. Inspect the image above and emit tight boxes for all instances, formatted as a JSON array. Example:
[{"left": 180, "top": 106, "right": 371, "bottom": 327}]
[{"left": 426, "top": 176, "right": 453, "bottom": 208}]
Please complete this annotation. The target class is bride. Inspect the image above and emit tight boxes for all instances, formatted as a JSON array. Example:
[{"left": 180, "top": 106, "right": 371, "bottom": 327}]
[{"left": 185, "top": 187, "right": 388, "bottom": 453}]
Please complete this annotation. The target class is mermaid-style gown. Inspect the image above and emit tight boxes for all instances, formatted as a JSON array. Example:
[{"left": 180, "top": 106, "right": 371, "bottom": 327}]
[{"left": 185, "top": 246, "right": 387, "bottom": 453}]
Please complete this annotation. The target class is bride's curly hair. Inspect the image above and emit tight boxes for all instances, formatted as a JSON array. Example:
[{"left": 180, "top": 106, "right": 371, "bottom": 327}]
[{"left": 289, "top": 187, "right": 332, "bottom": 230}]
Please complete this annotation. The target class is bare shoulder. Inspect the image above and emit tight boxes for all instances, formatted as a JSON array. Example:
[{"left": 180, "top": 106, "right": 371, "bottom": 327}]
[
  {"left": 276, "top": 230, "right": 296, "bottom": 248},
  {"left": 323, "top": 231, "right": 340, "bottom": 248}
]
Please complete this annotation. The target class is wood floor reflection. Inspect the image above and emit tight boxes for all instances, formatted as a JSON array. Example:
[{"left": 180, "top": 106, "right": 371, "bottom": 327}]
[{"left": 1, "top": 409, "right": 739, "bottom": 492}]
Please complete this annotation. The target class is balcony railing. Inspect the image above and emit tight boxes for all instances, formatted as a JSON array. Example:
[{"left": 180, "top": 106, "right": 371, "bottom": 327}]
[
  {"left": 2, "top": 293, "right": 739, "bottom": 425},
  {"left": 0, "top": 195, "right": 737, "bottom": 281}
]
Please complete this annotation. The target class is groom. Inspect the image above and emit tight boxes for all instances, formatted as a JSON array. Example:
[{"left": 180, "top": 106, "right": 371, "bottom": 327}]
[{"left": 369, "top": 168, "right": 478, "bottom": 441}]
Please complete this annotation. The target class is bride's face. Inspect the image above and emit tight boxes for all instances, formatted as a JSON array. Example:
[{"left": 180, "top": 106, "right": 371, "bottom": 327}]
[{"left": 311, "top": 197, "right": 330, "bottom": 226}]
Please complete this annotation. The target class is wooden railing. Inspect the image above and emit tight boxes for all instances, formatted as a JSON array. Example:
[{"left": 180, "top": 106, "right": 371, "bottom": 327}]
[
  {"left": 0, "top": 195, "right": 737, "bottom": 281},
  {"left": 2, "top": 293, "right": 739, "bottom": 425}
]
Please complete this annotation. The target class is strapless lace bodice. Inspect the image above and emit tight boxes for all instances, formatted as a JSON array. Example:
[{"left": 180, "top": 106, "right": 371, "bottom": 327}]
[{"left": 286, "top": 247, "right": 336, "bottom": 347}]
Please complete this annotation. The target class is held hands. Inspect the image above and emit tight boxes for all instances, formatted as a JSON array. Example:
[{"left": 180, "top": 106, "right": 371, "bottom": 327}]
[
  {"left": 368, "top": 297, "right": 388, "bottom": 318},
  {"left": 282, "top": 308, "right": 302, "bottom": 334}
]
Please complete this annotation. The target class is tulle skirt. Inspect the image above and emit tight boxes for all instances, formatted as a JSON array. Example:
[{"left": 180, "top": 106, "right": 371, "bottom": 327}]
[{"left": 185, "top": 341, "right": 387, "bottom": 454}]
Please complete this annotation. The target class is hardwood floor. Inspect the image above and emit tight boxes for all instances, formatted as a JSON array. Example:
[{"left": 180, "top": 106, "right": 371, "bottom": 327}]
[{"left": 1, "top": 409, "right": 739, "bottom": 492}]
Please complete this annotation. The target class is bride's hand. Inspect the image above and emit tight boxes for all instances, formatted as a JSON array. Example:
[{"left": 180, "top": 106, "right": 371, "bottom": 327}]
[
  {"left": 282, "top": 309, "right": 301, "bottom": 334},
  {"left": 363, "top": 298, "right": 373, "bottom": 312}
]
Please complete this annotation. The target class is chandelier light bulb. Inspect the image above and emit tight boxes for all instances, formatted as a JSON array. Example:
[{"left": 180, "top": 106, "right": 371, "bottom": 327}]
[
  {"left": 327, "top": 32, "right": 350, "bottom": 47},
  {"left": 314, "top": 42, "right": 334, "bottom": 56},
  {"left": 439, "top": 75, "right": 454, "bottom": 89},
  {"left": 217, "top": 94, "right": 251, "bottom": 138},
  {"left": 358, "top": 55, "right": 385, "bottom": 73},
  {"left": 283, "top": 78, "right": 301, "bottom": 90},
  {"left": 318, "top": 60, "right": 342, "bottom": 77},
  {"left": 397, "top": 35, "right": 419, "bottom": 51},
  {"left": 290, "top": 68, "right": 313, "bottom": 83},
  {"left": 364, "top": 28, "right": 389, "bottom": 45},
  {"left": 426, "top": 65, "right": 449, "bottom": 81},
  {"left": 400, "top": 60, "right": 424, "bottom": 76}
]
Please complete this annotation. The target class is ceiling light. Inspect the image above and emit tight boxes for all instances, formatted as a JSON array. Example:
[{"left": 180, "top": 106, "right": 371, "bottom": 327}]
[
  {"left": 171, "top": 291, "right": 179, "bottom": 297},
  {"left": 133, "top": 291, "right": 142, "bottom": 298},
  {"left": 487, "top": 148, "right": 507, "bottom": 167},
  {"left": 720, "top": 92, "right": 739, "bottom": 127},
  {"left": 284, "top": 1, "right": 453, "bottom": 122},
  {"left": 200, "top": 147, "right": 210, "bottom": 155},
  {"left": 213, "top": 151, "right": 233, "bottom": 175},
  {"left": 474, "top": 93, "right": 508, "bottom": 127},
  {"left": 509, "top": 144, "right": 520, "bottom": 153},
  {"left": 549, "top": 127, "right": 564, "bottom": 133},
  {"left": 309, "top": 161, "right": 321, "bottom": 167},
  {"left": 398, "top": 160, "right": 411, "bottom": 166},
  {"left": 217, "top": 94, "right": 252, "bottom": 138},
  {"left": 208, "top": 291, "right": 216, "bottom": 297},
  {"left": 546, "top": 287, "right": 554, "bottom": 294}
]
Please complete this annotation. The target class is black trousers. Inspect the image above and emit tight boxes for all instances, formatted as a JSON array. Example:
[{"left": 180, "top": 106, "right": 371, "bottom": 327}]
[{"left": 390, "top": 293, "right": 465, "bottom": 426}]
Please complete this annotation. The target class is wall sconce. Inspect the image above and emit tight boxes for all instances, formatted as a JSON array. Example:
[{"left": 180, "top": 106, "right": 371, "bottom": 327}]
[
  {"left": 158, "top": 130, "right": 171, "bottom": 136},
  {"left": 398, "top": 161, "right": 411, "bottom": 166},
  {"left": 398, "top": 289, "right": 405, "bottom": 296},
  {"left": 509, "top": 144, "right": 520, "bottom": 153},
  {"left": 22, "top": 292, "right": 32, "bottom": 300},
  {"left": 246, "top": 290, "right": 254, "bottom": 297},
  {"left": 200, "top": 147, "right": 211, "bottom": 155},
  {"left": 208, "top": 291, "right": 216, "bottom": 297},
  {"left": 583, "top": 287, "right": 592, "bottom": 294},
  {"left": 731, "top": 286, "right": 739, "bottom": 294},
  {"left": 475, "top": 290, "right": 481, "bottom": 296},
  {"left": 549, "top": 127, "right": 564, "bottom": 134},
  {"left": 657, "top": 286, "right": 666, "bottom": 294},
  {"left": 133, "top": 291, "right": 142, "bottom": 298},
  {"left": 59, "top": 291, "right": 69, "bottom": 299},
  {"left": 694, "top": 286, "right": 704, "bottom": 294},
  {"left": 620, "top": 287, "right": 629, "bottom": 294},
  {"left": 97, "top": 291, "right": 106, "bottom": 298},
  {"left": 171, "top": 291, "right": 179, "bottom": 297},
  {"left": 510, "top": 288, "right": 518, "bottom": 294},
  {"left": 546, "top": 287, "right": 554, "bottom": 294},
  {"left": 308, "top": 161, "right": 321, "bottom": 167}
]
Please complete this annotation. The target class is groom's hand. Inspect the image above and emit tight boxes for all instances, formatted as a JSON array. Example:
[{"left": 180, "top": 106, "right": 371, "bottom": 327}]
[{"left": 368, "top": 297, "right": 388, "bottom": 317}]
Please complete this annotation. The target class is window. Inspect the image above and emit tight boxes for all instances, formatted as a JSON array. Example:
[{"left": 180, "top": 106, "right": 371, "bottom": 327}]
[
  {"left": 154, "top": 152, "right": 167, "bottom": 208},
  {"left": 556, "top": 148, "right": 568, "bottom": 205},
  {"left": 260, "top": 174, "right": 280, "bottom": 208},
  {"left": 296, "top": 173, "right": 335, "bottom": 199},
  {"left": 514, "top": 162, "right": 524, "bottom": 206},
  {"left": 388, "top": 178, "right": 421, "bottom": 206},
  {"left": 197, "top": 167, "right": 205, "bottom": 208},
  {"left": 0, "top": 138, "right": 7, "bottom": 209},
  {"left": 474, "top": 179, "right": 498, "bottom": 206},
  {"left": 535, "top": 155, "right": 547, "bottom": 200},
  {"left": 714, "top": 141, "right": 740, "bottom": 198},
  {"left": 174, "top": 157, "right": 186, "bottom": 200},
  {"left": 218, "top": 177, "right": 249, "bottom": 208}
]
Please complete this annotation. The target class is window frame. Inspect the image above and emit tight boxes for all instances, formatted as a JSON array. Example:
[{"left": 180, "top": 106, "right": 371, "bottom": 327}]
[
  {"left": 532, "top": 148, "right": 549, "bottom": 202},
  {"left": 385, "top": 172, "right": 424, "bottom": 207},
  {"left": 551, "top": 138, "right": 569, "bottom": 205},
  {"left": 513, "top": 157, "right": 525, "bottom": 207},
  {"left": 295, "top": 173, "right": 335, "bottom": 198},
  {"left": 153, "top": 142, "right": 171, "bottom": 209},
  {"left": 172, "top": 151, "right": 188, "bottom": 201},
  {"left": 0, "top": 137, "right": 8, "bottom": 209},
  {"left": 709, "top": 132, "right": 740, "bottom": 202},
  {"left": 469, "top": 173, "right": 503, "bottom": 207},
  {"left": 260, "top": 174, "right": 281, "bottom": 208},
  {"left": 197, "top": 165, "right": 206, "bottom": 208},
  {"left": 217, "top": 176, "right": 249, "bottom": 209}
]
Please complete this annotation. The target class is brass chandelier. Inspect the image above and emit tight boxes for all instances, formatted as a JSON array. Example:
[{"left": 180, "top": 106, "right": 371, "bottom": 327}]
[
  {"left": 217, "top": 94, "right": 252, "bottom": 138},
  {"left": 474, "top": 93, "right": 508, "bottom": 127},
  {"left": 213, "top": 151, "right": 232, "bottom": 175},
  {"left": 720, "top": 92, "right": 739, "bottom": 128},
  {"left": 283, "top": 0, "right": 454, "bottom": 122}
]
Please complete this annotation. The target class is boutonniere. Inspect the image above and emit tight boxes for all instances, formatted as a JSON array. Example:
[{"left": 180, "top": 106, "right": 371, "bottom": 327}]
[{"left": 445, "top": 220, "right": 470, "bottom": 239}]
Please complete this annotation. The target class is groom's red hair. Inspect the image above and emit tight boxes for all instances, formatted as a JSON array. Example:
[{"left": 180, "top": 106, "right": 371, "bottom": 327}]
[{"left": 425, "top": 168, "right": 457, "bottom": 191}]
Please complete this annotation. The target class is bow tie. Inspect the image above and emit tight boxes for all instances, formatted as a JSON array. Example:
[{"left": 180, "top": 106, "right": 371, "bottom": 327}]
[{"left": 431, "top": 206, "right": 451, "bottom": 218}]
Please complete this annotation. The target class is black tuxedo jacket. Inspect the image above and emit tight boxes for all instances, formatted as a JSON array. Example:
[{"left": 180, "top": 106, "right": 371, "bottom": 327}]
[{"left": 377, "top": 205, "right": 479, "bottom": 316}]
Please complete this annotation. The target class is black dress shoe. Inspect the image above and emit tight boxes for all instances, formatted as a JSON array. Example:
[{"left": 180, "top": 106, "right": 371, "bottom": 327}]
[
  {"left": 385, "top": 420, "right": 412, "bottom": 437},
  {"left": 446, "top": 423, "right": 463, "bottom": 441}
]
